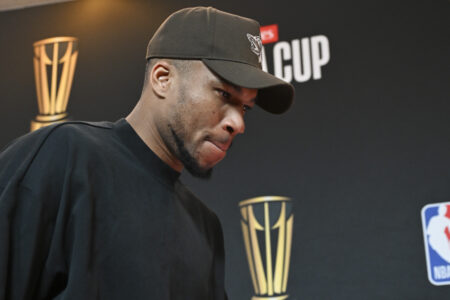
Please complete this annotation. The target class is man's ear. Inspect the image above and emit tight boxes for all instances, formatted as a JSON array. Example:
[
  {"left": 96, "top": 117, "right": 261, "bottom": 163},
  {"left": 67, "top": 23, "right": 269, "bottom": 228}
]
[{"left": 150, "top": 60, "right": 172, "bottom": 98}]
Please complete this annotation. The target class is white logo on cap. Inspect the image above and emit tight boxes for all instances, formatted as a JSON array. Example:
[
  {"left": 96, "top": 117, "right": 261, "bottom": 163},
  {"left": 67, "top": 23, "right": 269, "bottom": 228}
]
[{"left": 246, "top": 33, "right": 262, "bottom": 63}]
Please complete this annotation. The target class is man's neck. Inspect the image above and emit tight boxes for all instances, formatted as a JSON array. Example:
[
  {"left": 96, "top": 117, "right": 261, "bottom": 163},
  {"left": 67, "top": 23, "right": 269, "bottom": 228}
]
[{"left": 126, "top": 100, "right": 184, "bottom": 173}]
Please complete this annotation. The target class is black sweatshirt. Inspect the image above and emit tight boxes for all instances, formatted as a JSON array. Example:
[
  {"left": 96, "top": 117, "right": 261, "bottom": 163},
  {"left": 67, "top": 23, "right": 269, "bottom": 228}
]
[{"left": 0, "top": 119, "right": 226, "bottom": 300}]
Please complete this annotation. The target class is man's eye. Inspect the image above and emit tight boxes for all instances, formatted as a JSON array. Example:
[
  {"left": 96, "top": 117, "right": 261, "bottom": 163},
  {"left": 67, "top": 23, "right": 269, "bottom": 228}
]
[
  {"left": 217, "top": 89, "right": 231, "bottom": 99},
  {"left": 243, "top": 105, "right": 252, "bottom": 113}
]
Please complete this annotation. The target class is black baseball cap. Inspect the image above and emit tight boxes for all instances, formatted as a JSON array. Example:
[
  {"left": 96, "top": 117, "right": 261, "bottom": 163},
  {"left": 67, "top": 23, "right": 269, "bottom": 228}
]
[{"left": 146, "top": 7, "right": 294, "bottom": 114}]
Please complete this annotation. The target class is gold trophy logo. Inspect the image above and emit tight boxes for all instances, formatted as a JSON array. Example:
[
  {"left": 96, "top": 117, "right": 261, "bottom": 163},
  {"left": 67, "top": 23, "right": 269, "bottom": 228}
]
[
  {"left": 31, "top": 36, "right": 78, "bottom": 131},
  {"left": 239, "top": 196, "right": 293, "bottom": 300}
]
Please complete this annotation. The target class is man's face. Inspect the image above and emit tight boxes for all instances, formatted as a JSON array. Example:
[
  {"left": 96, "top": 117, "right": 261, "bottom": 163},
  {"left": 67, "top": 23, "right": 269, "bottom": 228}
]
[{"left": 164, "top": 61, "right": 257, "bottom": 178}]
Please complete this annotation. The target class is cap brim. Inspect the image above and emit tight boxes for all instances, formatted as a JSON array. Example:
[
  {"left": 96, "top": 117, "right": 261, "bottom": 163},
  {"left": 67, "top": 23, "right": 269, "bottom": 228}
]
[{"left": 202, "top": 59, "right": 294, "bottom": 114}]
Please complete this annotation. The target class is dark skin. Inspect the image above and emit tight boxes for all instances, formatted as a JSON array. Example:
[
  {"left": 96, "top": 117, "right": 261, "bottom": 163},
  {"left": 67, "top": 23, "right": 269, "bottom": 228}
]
[{"left": 126, "top": 59, "right": 257, "bottom": 175}]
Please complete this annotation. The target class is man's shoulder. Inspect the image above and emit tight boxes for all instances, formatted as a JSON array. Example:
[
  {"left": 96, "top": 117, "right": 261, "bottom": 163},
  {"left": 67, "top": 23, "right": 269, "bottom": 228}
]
[
  {"left": 44, "top": 120, "right": 114, "bottom": 143},
  {"left": 2, "top": 120, "right": 115, "bottom": 162},
  {"left": 0, "top": 120, "right": 117, "bottom": 186},
  {"left": 1, "top": 120, "right": 114, "bottom": 152},
  {"left": 30, "top": 120, "right": 117, "bottom": 154}
]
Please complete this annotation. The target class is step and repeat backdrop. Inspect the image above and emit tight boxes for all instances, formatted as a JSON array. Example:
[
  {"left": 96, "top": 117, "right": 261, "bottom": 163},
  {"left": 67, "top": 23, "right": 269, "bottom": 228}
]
[{"left": 0, "top": 0, "right": 449, "bottom": 299}]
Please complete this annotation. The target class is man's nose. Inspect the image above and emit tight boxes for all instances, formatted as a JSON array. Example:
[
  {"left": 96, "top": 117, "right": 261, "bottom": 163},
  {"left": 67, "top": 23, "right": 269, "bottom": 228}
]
[{"left": 222, "top": 107, "right": 245, "bottom": 136}]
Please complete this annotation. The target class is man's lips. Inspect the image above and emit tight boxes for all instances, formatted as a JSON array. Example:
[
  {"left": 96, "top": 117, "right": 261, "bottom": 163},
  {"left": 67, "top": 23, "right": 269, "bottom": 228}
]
[
  {"left": 206, "top": 139, "right": 230, "bottom": 152},
  {"left": 200, "top": 138, "right": 231, "bottom": 165},
  {"left": 210, "top": 141, "right": 229, "bottom": 152}
]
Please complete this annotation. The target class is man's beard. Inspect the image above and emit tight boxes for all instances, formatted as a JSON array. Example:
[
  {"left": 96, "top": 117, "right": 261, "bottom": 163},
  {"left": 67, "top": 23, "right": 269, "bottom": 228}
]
[
  {"left": 170, "top": 127, "right": 212, "bottom": 179},
  {"left": 166, "top": 80, "right": 212, "bottom": 179}
]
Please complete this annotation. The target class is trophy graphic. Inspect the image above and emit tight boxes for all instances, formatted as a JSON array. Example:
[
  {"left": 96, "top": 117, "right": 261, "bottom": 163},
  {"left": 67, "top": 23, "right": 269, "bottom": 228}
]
[
  {"left": 239, "top": 196, "right": 293, "bottom": 300},
  {"left": 31, "top": 36, "right": 78, "bottom": 131}
]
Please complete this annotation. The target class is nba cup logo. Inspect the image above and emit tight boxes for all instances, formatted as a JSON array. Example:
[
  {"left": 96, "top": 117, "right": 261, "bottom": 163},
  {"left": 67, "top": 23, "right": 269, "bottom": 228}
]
[
  {"left": 239, "top": 196, "right": 293, "bottom": 300},
  {"left": 31, "top": 36, "right": 78, "bottom": 131}
]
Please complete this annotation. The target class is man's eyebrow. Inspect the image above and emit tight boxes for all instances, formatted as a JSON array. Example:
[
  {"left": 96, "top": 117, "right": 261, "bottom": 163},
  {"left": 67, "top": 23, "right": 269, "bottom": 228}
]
[
  {"left": 228, "top": 83, "right": 241, "bottom": 93},
  {"left": 216, "top": 78, "right": 257, "bottom": 103},
  {"left": 231, "top": 84, "right": 257, "bottom": 104},
  {"left": 214, "top": 76, "right": 240, "bottom": 92}
]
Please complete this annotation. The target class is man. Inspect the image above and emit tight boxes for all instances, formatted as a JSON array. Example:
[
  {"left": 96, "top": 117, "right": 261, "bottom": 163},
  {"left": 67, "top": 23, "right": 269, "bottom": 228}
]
[{"left": 0, "top": 6, "right": 294, "bottom": 300}]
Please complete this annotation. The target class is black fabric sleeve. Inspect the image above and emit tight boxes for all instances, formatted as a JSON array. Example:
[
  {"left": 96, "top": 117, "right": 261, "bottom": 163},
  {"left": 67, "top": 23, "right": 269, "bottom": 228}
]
[
  {"left": 0, "top": 184, "right": 59, "bottom": 300},
  {"left": 212, "top": 214, "right": 228, "bottom": 300},
  {"left": 0, "top": 125, "right": 69, "bottom": 300}
]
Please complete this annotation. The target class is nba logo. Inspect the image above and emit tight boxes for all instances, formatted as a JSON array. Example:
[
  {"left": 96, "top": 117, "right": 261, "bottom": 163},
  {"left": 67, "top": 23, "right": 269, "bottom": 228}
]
[{"left": 421, "top": 202, "right": 450, "bottom": 285}]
